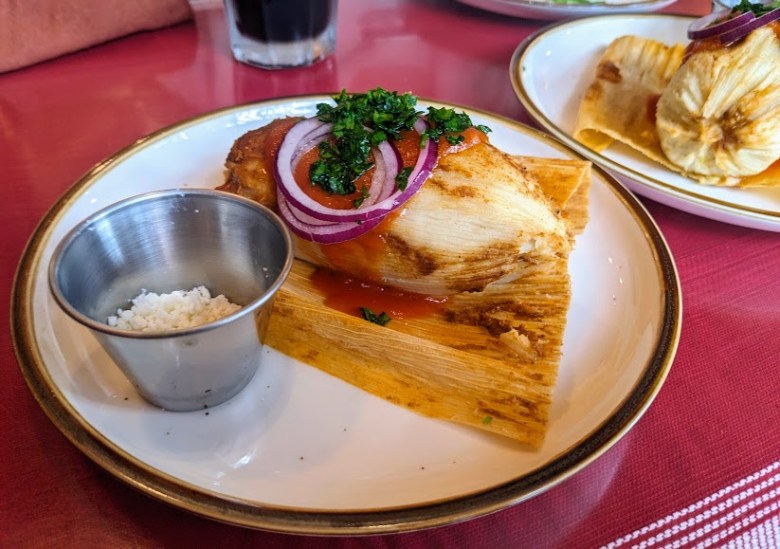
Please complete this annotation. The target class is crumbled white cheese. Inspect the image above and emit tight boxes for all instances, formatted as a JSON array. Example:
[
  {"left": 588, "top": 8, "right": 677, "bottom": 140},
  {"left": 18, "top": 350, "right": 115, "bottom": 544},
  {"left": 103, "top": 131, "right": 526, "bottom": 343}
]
[{"left": 108, "top": 286, "right": 240, "bottom": 332}]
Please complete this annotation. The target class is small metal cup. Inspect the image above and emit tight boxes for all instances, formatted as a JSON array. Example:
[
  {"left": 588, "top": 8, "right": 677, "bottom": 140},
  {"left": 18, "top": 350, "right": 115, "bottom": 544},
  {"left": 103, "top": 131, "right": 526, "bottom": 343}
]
[{"left": 49, "top": 189, "right": 293, "bottom": 411}]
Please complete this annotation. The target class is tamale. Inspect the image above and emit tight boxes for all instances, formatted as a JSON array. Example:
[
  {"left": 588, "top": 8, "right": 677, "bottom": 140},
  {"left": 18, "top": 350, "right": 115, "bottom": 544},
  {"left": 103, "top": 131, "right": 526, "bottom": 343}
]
[
  {"left": 221, "top": 125, "right": 570, "bottom": 295},
  {"left": 264, "top": 157, "right": 591, "bottom": 448}
]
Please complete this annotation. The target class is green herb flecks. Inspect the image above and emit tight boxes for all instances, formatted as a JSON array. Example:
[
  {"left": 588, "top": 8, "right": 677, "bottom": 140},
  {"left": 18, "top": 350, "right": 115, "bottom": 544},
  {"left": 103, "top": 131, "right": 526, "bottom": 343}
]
[
  {"left": 312, "top": 88, "right": 421, "bottom": 197},
  {"left": 482, "top": 415, "right": 493, "bottom": 425},
  {"left": 353, "top": 185, "right": 370, "bottom": 208},
  {"left": 360, "top": 307, "right": 391, "bottom": 326},
  {"left": 422, "top": 106, "right": 492, "bottom": 146},
  {"left": 395, "top": 166, "right": 413, "bottom": 191},
  {"left": 309, "top": 89, "right": 492, "bottom": 203},
  {"left": 732, "top": 0, "right": 780, "bottom": 15}
]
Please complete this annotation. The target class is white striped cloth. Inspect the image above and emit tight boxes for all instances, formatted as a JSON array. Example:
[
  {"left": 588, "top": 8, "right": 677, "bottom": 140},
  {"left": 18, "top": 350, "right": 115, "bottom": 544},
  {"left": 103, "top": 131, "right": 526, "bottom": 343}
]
[{"left": 603, "top": 461, "right": 780, "bottom": 548}]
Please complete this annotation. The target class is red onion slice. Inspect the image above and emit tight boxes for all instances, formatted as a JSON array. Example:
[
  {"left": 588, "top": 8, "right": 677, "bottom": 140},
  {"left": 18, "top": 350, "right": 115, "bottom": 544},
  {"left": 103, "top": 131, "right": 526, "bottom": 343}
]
[
  {"left": 291, "top": 133, "right": 329, "bottom": 169},
  {"left": 274, "top": 117, "right": 436, "bottom": 225},
  {"left": 687, "top": 9, "right": 754, "bottom": 40},
  {"left": 277, "top": 194, "right": 385, "bottom": 244},
  {"left": 718, "top": 7, "right": 780, "bottom": 44},
  {"left": 351, "top": 117, "right": 437, "bottom": 214},
  {"left": 378, "top": 146, "right": 404, "bottom": 202},
  {"left": 289, "top": 126, "right": 393, "bottom": 211},
  {"left": 357, "top": 140, "right": 399, "bottom": 209},
  {"left": 277, "top": 120, "right": 380, "bottom": 222},
  {"left": 278, "top": 195, "right": 334, "bottom": 226}
]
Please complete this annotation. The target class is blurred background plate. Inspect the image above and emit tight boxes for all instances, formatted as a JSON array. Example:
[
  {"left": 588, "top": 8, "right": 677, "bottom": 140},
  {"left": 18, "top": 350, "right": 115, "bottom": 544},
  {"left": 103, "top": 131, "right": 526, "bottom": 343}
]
[
  {"left": 511, "top": 14, "right": 780, "bottom": 231},
  {"left": 457, "top": 0, "right": 678, "bottom": 21}
]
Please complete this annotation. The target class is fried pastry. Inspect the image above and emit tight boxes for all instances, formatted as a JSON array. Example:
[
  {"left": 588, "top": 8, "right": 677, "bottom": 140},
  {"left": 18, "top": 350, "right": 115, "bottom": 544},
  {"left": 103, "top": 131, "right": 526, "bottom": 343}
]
[
  {"left": 657, "top": 25, "right": 780, "bottom": 182},
  {"left": 574, "top": 23, "right": 780, "bottom": 187}
]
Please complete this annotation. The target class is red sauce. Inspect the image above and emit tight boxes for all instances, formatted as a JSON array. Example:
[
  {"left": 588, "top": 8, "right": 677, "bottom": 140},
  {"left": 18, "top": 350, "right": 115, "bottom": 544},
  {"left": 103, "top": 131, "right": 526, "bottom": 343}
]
[
  {"left": 390, "top": 125, "right": 488, "bottom": 167},
  {"left": 741, "top": 158, "right": 780, "bottom": 186},
  {"left": 312, "top": 125, "right": 489, "bottom": 279},
  {"left": 683, "top": 36, "right": 725, "bottom": 63},
  {"left": 436, "top": 126, "right": 489, "bottom": 159},
  {"left": 394, "top": 128, "right": 422, "bottom": 166},
  {"left": 292, "top": 145, "right": 374, "bottom": 210},
  {"left": 310, "top": 267, "right": 447, "bottom": 320}
]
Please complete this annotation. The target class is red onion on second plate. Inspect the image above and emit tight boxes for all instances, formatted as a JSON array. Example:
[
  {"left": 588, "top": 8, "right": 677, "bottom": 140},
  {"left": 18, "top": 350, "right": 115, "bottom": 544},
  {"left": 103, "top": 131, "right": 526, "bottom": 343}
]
[
  {"left": 687, "top": 9, "right": 754, "bottom": 40},
  {"left": 717, "top": 6, "right": 780, "bottom": 44}
]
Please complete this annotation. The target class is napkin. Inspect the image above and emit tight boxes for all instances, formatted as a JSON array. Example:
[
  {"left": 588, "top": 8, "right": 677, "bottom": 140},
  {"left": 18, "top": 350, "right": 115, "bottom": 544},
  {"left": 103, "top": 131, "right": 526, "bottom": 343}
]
[{"left": 0, "top": 0, "right": 194, "bottom": 74}]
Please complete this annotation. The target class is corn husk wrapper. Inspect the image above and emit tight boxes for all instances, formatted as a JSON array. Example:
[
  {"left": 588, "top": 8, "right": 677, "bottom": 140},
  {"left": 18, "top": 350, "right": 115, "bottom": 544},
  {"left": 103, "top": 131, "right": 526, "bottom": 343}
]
[{"left": 265, "top": 157, "right": 591, "bottom": 448}]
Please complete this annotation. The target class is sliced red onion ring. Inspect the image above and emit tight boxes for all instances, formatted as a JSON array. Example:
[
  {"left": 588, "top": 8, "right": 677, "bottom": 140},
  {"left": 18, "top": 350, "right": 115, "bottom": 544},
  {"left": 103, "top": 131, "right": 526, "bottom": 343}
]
[
  {"left": 296, "top": 122, "right": 333, "bottom": 154},
  {"left": 333, "top": 117, "right": 437, "bottom": 221},
  {"left": 278, "top": 194, "right": 334, "bottom": 226},
  {"left": 717, "top": 7, "right": 780, "bottom": 44},
  {"left": 360, "top": 145, "right": 387, "bottom": 208},
  {"left": 291, "top": 133, "right": 328, "bottom": 168},
  {"left": 378, "top": 146, "right": 404, "bottom": 202},
  {"left": 274, "top": 117, "right": 436, "bottom": 224},
  {"left": 687, "top": 9, "right": 754, "bottom": 40},
  {"left": 286, "top": 137, "right": 398, "bottom": 216},
  {"left": 277, "top": 194, "right": 386, "bottom": 244},
  {"left": 277, "top": 119, "right": 389, "bottom": 222}
]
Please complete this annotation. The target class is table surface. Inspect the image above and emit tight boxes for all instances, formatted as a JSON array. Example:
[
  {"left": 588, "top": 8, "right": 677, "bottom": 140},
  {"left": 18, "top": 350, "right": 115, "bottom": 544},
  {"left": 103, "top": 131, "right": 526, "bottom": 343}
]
[{"left": 3, "top": 1, "right": 780, "bottom": 547}]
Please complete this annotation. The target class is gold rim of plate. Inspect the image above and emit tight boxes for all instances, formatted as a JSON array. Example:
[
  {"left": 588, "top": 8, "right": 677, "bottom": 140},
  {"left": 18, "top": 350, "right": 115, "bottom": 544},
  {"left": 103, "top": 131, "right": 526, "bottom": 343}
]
[
  {"left": 510, "top": 14, "right": 780, "bottom": 225},
  {"left": 10, "top": 96, "right": 681, "bottom": 535}
]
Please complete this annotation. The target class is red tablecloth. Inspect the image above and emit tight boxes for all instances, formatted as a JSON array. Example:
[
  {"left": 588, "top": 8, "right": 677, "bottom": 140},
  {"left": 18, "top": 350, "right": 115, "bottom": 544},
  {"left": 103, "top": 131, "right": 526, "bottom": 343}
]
[{"left": 3, "top": 1, "right": 779, "bottom": 547}]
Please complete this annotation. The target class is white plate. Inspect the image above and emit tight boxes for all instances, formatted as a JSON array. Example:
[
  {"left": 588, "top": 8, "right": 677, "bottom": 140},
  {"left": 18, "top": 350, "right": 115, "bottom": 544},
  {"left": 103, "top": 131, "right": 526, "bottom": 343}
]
[
  {"left": 511, "top": 14, "right": 780, "bottom": 232},
  {"left": 12, "top": 97, "right": 680, "bottom": 534},
  {"left": 457, "top": 0, "right": 678, "bottom": 22}
]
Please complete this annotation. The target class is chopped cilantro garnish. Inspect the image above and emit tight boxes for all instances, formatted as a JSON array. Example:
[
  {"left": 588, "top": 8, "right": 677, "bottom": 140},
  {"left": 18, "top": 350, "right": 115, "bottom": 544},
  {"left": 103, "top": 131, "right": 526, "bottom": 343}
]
[
  {"left": 732, "top": 0, "right": 779, "bottom": 15},
  {"left": 421, "top": 106, "right": 492, "bottom": 146},
  {"left": 312, "top": 88, "right": 420, "bottom": 197},
  {"left": 482, "top": 415, "right": 493, "bottom": 425},
  {"left": 395, "top": 166, "right": 413, "bottom": 191},
  {"left": 308, "top": 88, "right": 492, "bottom": 204},
  {"left": 353, "top": 185, "right": 370, "bottom": 208},
  {"left": 360, "top": 307, "right": 391, "bottom": 326}
]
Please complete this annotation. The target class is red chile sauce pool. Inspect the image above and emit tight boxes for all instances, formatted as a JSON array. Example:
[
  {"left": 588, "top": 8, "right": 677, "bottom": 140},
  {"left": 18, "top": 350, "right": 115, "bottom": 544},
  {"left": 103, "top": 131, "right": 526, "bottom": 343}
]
[
  {"left": 310, "top": 268, "right": 448, "bottom": 321},
  {"left": 228, "top": 0, "right": 334, "bottom": 43}
]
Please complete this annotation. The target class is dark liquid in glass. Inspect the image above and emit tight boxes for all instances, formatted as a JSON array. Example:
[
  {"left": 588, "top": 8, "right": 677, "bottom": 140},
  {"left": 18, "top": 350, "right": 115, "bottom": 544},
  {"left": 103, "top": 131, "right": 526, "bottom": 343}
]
[{"left": 230, "top": 0, "right": 333, "bottom": 43}]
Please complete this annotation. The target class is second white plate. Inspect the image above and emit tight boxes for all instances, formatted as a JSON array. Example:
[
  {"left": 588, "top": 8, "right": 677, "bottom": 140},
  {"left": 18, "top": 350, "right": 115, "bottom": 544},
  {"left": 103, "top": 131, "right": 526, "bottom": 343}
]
[
  {"left": 457, "top": 0, "right": 678, "bottom": 21},
  {"left": 511, "top": 14, "right": 780, "bottom": 232}
]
